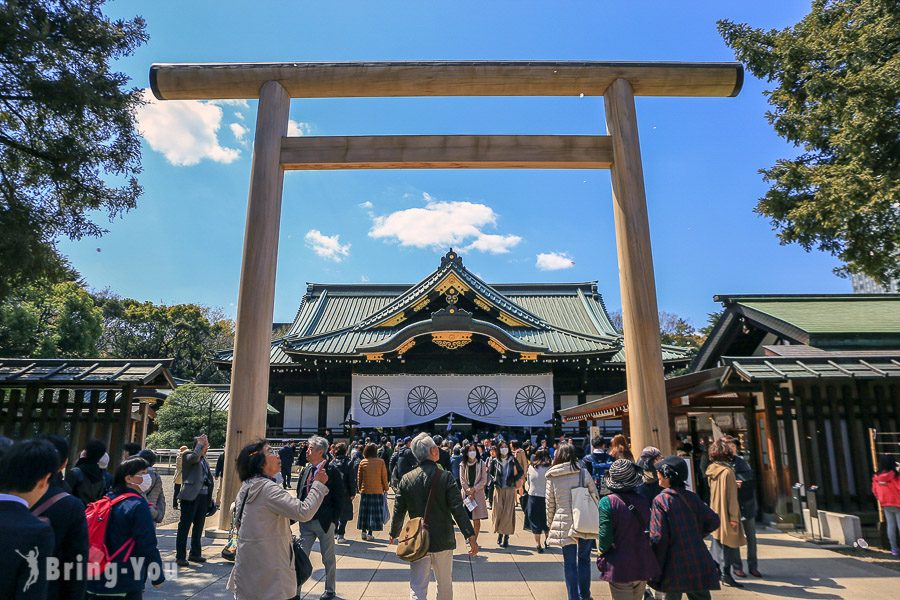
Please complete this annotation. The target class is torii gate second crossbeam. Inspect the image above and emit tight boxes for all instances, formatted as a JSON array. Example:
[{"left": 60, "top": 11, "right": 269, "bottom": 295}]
[{"left": 149, "top": 60, "right": 743, "bottom": 530}]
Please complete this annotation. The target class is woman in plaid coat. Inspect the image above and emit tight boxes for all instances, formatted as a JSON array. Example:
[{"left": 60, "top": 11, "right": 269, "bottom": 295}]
[{"left": 649, "top": 456, "right": 721, "bottom": 600}]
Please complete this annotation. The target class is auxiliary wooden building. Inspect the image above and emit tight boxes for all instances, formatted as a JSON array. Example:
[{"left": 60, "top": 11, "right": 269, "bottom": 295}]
[
  {"left": 561, "top": 294, "right": 900, "bottom": 526},
  {"left": 215, "top": 250, "right": 690, "bottom": 438}
]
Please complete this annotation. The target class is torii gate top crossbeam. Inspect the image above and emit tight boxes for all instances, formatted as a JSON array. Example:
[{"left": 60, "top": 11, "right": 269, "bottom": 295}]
[{"left": 149, "top": 60, "right": 742, "bottom": 101}]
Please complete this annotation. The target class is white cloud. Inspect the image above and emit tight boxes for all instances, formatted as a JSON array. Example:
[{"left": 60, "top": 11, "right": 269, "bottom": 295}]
[
  {"left": 136, "top": 89, "right": 240, "bottom": 166},
  {"left": 305, "top": 230, "right": 351, "bottom": 262},
  {"left": 463, "top": 233, "right": 522, "bottom": 254},
  {"left": 359, "top": 201, "right": 374, "bottom": 210},
  {"left": 536, "top": 252, "right": 575, "bottom": 271},
  {"left": 229, "top": 122, "right": 248, "bottom": 142},
  {"left": 287, "top": 119, "right": 311, "bottom": 136},
  {"left": 211, "top": 99, "right": 250, "bottom": 108},
  {"left": 369, "top": 193, "right": 521, "bottom": 253},
  {"left": 234, "top": 112, "right": 245, "bottom": 121}
]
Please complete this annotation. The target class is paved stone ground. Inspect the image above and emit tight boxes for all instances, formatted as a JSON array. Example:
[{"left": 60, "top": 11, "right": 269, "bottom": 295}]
[{"left": 144, "top": 492, "right": 899, "bottom": 600}]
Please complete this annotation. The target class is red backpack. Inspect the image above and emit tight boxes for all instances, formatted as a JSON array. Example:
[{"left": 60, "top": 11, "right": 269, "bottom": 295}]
[{"left": 85, "top": 492, "right": 140, "bottom": 577}]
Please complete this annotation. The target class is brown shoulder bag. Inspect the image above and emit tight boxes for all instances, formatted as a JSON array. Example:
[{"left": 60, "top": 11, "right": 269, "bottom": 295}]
[{"left": 396, "top": 468, "right": 442, "bottom": 562}]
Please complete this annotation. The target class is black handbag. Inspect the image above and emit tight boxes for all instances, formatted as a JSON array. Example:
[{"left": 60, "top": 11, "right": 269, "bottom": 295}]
[{"left": 292, "top": 535, "right": 313, "bottom": 585}]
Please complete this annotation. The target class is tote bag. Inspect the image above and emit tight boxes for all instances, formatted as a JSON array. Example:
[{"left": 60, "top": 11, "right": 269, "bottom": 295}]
[{"left": 570, "top": 468, "right": 599, "bottom": 536}]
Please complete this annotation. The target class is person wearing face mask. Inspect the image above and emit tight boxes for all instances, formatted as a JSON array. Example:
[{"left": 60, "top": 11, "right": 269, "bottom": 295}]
[
  {"left": 0, "top": 439, "right": 58, "bottom": 600},
  {"left": 138, "top": 449, "right": 167, "bottom": 524},
  {"left": 85, "top": 457, "right": 166, "bottom": 598},
  {"left": 489, "top": 440, "right": 523, "bottom": 548},
  {"left": 227, "top": 440, "right": 328, "bottom": 600},
  {"left": 526, "top": 448, "right": 551, "bottom": 553},
  {"left": 459, "top": 443, "right": 488, "bottom": 539},
  {"left": 68, "top": 439, "right": 109, "bottom": 507}
]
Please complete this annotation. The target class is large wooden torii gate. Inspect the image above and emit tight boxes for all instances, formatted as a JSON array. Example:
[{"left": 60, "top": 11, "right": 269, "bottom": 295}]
[{"left": 150, "top": 61, "right": 742, "bottom": 529}]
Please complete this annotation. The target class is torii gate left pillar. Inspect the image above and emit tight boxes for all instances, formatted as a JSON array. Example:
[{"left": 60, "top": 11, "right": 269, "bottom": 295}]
[{"left": 150, "top": 61, "right": 742, "bottom": 530}]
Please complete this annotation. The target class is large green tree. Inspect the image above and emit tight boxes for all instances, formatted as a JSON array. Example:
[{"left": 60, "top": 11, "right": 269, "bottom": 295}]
[
  {"left": 95, "top": 293, "right": 234, "bottom": 382},
  {"left": 0, "top": 0, "right": 148, "bottom": 299},
  {"left": 719, "top": 1, "right": 899, "bottom": 284},
  {"left": 145, "top": 383, "right": 227, "bottom": 449},
  {"left": 0, "top": 279, "right": 103, "bottom": 357}
]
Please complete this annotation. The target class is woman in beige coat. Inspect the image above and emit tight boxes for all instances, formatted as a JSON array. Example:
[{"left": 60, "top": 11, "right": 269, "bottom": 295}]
[
  {"left": 706, "top": 438, "right": 746, "bottom": 589},
  {"left": 459, "top": 443, "right": 489, "bottom": 536},
  {"left": 227, "top": 440, "right": 329, "bottom": 600},
  {"left": 545, "top": 443, "right": 598, "bottom": 600}
]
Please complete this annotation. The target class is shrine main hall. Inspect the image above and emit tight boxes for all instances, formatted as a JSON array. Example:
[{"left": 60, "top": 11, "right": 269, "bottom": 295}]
[{"left": 216, "top": 250, "right": 690, "bottom": 437}]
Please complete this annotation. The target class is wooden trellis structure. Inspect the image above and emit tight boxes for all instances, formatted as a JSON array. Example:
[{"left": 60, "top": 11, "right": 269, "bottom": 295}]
[
  {"left": 150, "top": 60, "right": 743, "bottom": 529},
  {"left": 0, "top": 358, "right": 175, "bottom": 467}
]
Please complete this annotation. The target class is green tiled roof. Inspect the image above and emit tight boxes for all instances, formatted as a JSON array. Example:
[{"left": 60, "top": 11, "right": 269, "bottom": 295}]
[
  {"left": 216, "top": 252, "right": 693, "bottom": 364},
  {"left": 725, "top": 295, "right": 900, "bottom": 335}
]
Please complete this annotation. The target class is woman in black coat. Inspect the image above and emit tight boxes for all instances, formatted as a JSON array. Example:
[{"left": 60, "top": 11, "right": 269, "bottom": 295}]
[{"left": 330, "top": 442, "right": 356, "bottom": 543}]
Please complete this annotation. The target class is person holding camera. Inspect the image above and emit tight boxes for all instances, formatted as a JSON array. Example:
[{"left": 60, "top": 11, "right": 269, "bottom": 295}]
[{"left": 176, "top": 433, "right": 213, "bottom": 567}]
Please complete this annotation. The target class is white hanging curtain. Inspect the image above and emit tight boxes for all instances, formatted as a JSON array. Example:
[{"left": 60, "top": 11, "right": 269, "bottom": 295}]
[{"left": 351, "top": 373, "right": 554, "bottom": 427}]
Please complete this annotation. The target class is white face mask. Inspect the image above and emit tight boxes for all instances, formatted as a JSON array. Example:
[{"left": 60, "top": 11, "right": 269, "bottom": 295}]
[
  {"left": 98, "top": 453, "right": 110, "bottom": 469},
  {"left": 500, "top": 447, "right": 509, "bottom": 456},
  {"left": 138, "top": 473, "right": 152, "bottom": 492},
  {"left": 468, "top": 451, "right": 477, "bottom": 460}
]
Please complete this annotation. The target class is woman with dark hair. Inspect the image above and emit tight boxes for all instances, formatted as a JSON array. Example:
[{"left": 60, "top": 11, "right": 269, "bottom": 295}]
[
  {"left": 459, "top": 442, "right": 488, "bottom": 538},
  {"left": 872, "top": 454, "right": 900, "bottom": 556},
  {"left": 356, "top": 442, "right": 388, "bottom": 541},
  {"left": 138, "top": 449, "right": 166, "bottom": 524},
  {"left": 526, "top": 448, "right": 551, "bottom": 552},
  {"left": 331, "top": 442, "right": 356, "bottom": 543},
  {"left": 705, "top": 438, "right": 745, "bottom": 588},
  {"left": 68, "top": 439, "right": 108, "bottom": 507},
  {"left": 227, "top": 440, "right": 328, "bottom": 600},
  {"left": 546, "top": 443, "right": 598, "bottom": 600},
  {"left": 489, "top": 439, "right": 523, "bottom": 548},
  {"left": 85, "top": 457, "right": 165, "bottom": 598},
  {"left": 650, "top": 456, "right": 721, "bottom": 599}
]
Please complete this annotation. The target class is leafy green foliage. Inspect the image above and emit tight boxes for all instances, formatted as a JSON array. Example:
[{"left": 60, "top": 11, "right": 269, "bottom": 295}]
[
  {"left": 95, "top": 292, "right": 234, "bottom": 382},
  {"left": 0, "top": 0, "right": 148, "bottom": 299},
  {"left": 608, "top": 310, "right": 706, "bottom": 351},
  {"left": 0, "top": 280, "right": 102, "bottom": 357},
  {"left": 719, "top": 1, "right": 899, "bottom": 283},
  {"left": 145, "top": 384, "right": 227, "bottom": 449}
]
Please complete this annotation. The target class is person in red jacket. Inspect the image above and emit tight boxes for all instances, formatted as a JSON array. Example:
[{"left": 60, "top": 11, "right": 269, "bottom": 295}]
[{"left": 872, "top": 454, "right": 900, "bottom": 556}]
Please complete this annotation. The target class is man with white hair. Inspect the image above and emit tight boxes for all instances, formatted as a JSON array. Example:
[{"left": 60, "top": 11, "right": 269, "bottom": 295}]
[
  {"left": 296, "top": 435, "right": 346, "bottom": 600},
  {"left": 391, "top": 433, "right": 478, "bottom": 600}
]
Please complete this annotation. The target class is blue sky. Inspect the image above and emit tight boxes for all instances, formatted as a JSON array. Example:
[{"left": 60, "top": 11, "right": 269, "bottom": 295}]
[{"left": 58, "top": 1, "right": 847, "bottom": 328}]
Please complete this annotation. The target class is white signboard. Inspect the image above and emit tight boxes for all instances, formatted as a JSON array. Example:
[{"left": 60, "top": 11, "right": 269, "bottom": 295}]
[{"left": 351, "top": 373, "right": 554, "bottom": 427}]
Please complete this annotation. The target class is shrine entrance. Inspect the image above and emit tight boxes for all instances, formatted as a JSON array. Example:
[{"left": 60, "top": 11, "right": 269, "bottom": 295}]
[{"left": 149, "top": 60, "right": 743, "bottom": 528}]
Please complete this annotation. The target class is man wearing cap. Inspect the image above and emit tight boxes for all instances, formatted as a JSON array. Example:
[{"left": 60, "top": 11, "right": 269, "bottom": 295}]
[
  {"left": 596, "top": 459, "right": 660, "bottom": 599},
  {"left": 649, "top": 456, "right": 721, "bottom": 600}
]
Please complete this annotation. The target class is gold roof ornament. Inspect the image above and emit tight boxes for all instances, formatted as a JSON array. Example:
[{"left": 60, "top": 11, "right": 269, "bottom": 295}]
[{"left": 432, "top": 331, "right": 472, "bottom": 350}]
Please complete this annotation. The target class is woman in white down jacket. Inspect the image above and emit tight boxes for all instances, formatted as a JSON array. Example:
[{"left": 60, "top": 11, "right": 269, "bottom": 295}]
[
  {"left": 227, "top": 440, "right": 329, "bottom": 600},
  {"left": 545, "top": 443, "right": 599, "bottom": 600}
]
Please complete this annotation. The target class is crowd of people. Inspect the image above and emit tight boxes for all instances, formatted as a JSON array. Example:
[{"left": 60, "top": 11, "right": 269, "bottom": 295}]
[{"left": 2, "top": 427, "right": 899, "bottom": 600}]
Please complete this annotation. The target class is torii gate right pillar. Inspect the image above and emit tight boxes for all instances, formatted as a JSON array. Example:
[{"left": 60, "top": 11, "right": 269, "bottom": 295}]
[{"left": 605, "top": 78, "right": 670, "bottom": 454}]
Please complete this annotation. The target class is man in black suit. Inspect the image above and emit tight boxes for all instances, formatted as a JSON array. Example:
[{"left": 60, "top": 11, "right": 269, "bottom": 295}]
[
  {"left": 0, "top": 439, "right": 59, "bottom": 600},
  {"left": 278, "top": 442, "right": 296, "bottom": 488},
  {"left": 32, "top": 435, "right": 89, "bottom": 600},
  {"left": 296, "top": 435, "right": 345, "bottom": 600}
]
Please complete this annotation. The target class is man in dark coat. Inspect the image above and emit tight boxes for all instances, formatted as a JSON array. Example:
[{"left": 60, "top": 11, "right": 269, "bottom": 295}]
[
  {"left": 432, "top": 435, "right": 452, "bottom": 472},
  {"left": 391, "top": 438, "right": 418, "bottom": 486},
  {"left": 728, "top": 437, "right": 761, "bottom": 578},
  {"left": 32, "top": 436, "right": 89, "bottom": 600},
  {"left": 297, "top": 436, "right": 346, "bottom": 600},
  {"left": 278, "top": 442, "right": 296, "bottom": 488},
  {"left": 0, "top": 439, "right": 59, "bottom": 600},
  {"left": 390, "top": 433, "right": 477, "bottom": 600}
]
